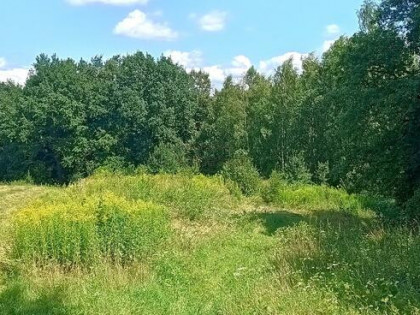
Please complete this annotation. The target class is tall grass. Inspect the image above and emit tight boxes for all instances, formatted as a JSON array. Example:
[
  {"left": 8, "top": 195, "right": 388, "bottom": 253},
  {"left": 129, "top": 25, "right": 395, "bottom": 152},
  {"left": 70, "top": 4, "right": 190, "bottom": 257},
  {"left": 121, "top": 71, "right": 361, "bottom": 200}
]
[
  {"left": 3, "top": 174, "right": 420, "bottom": 314},
  {"left": 261, "top": 174, "right": 395, "bottom": 216},
  {"left": 75, "top": 172, "right": 238, "bottom": 220},
  {"left": 13, "top": 192, "right": 169, "bottom": 266},
  {"left": 11, "top": 172, "right": 237, "bottom": 267},
  {"left": 274, "top": 218, "right": 420, "bottom": 313}
]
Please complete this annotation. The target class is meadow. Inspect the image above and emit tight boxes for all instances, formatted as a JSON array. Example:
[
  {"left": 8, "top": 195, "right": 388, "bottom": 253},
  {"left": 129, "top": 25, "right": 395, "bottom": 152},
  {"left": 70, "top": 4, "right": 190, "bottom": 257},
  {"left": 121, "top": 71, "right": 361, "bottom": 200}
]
[{"left": 0, "top": 172, "right": 419, "bottom": 314}]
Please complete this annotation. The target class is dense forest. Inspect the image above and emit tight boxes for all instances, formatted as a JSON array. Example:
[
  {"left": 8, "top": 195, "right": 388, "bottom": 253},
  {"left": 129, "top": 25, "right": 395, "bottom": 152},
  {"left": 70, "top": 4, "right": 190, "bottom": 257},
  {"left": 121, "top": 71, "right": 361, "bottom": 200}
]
[{"left": 0, "top": 0, "right": 419, "bottom": 214}]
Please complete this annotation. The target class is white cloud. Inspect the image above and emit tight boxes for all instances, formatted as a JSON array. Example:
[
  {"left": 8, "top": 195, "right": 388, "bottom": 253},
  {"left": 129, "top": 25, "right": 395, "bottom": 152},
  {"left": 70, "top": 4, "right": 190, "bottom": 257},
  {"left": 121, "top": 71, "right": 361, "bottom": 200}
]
[
  {"left": 162, "top": 50, "right": 250, "bottom": 88},
  {"left": 0, "top": 58, "right": 6, "bottom": 68},
  {"left": 322, "top": 39, "right": 337, "bottom": 53},
  {"left": 164, "top": 50, "right": 203, "bottom": 70},
  {"left": 227, "top": 55, "right": 252, "bottom": 78},
  {"left": 114, "top": 10, "right": 178, "bottom": 40},
  {"left": 0, "top": 57, "right": 29, "bottom": 85},
  {"left": 198, "top": 11, "right": 227, "bottom": 32},
  {"left": 259, "top": 52, "right": 308, "bottom": 76},
  {"left": 160, "top": 50, "right": 312, "bottom": 89},
  {"left": 321, "top": 24, "right": 340, "bottom": 53},
  {"left": 203, "top": 65, "right": 226, "bottom": 84},
  {"left": 0, "top": 68, "right": 30, "bottom": 85},
  {"left": 67, "top": 0, "right": 148, "bottom": 5},
  {"left": 232, "top": 55, "right": 251, "bottom": 69},
  {"left": 326, "top": 24, "right": 340, "bottom": 35},
  {"left": 202, "top": 55, "right": 252, "bottom": 87}
]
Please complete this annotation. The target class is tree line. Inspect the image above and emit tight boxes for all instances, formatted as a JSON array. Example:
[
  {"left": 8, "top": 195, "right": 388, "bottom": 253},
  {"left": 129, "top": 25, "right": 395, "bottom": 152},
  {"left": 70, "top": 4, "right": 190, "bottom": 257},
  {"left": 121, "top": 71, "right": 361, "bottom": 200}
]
[{"left": 0, "top": 0, "right": 419, "bottom": 210}]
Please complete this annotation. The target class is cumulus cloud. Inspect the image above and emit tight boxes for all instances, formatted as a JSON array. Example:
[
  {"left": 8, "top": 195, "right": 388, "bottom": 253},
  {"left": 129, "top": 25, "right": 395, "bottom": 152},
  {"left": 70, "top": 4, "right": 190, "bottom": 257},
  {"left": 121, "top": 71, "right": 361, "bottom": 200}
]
[
  {"left": 0, "top": 57, "right": 29, "bottom": 85},
  {"left": 321, "top": 24, "right": 341, "bottom": 53},
  {"left": 0, "top": 68, "right": 30, "bottom": 85},
  {"left": 161, "top": 50, "right": 312, "bottom": 88},
  {"left": 326, "top": 24, "right": 340, "bottom": 35},
  {"left": 67, "top": 0, "right": 148, "bottom": 5},
  {"left": 259, "top": 52, "right": 309, "bottom": 76},
  {"left": 203, "top": 55, "right": 252, "bottom": 86},
  {"left": 322, "top": 39, "right": 337, "bottom": 53},
  {"left": 164, "top": 50, "right": 203, "bottom": 70},
  {"left": 202, "top": 65, "right": 226, "bottom": 84},
  {"left": 227, "top": 55, "right": 252, "bottom": 78},
  {"left": 162, "top": 50, "right": 250, "bottom": 88},
  {"left": 114, "top": 10, "right": 178, "bottom": 40},
  {"left": 198, "top": 11, "right": 227, "bottom": 32}
]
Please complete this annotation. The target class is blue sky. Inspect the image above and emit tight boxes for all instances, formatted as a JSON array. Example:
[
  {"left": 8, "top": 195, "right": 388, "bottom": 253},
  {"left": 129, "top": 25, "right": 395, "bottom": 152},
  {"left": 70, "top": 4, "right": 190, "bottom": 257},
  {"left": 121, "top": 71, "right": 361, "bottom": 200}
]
[{"left": 0, "top": 0, "right": 364, "bottom": 85}]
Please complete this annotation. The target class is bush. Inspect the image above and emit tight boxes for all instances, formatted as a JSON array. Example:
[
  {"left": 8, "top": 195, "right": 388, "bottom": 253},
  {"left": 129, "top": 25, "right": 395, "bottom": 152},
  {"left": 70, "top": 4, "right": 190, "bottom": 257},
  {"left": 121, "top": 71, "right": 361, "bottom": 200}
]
[
  {"left": 261, "top": 170, "right": 287, "bottom": 203},
  {"left": 13, "top": 192, "right": 170, "bottom": 267},
  {"left": 221, "top": 151, "right": 261, "bottom": 196},
  {"left": 283, "top": 154, "right": 312, "bottom": 184},
  {"left": 147, "top": 142, "right": 189, "bottom": 174},
  {"left": 262, "top": 176, "right": 365, "bottom": 212},
  {"left": 315, "top": 161, "right": 330, "bottom": 185}
]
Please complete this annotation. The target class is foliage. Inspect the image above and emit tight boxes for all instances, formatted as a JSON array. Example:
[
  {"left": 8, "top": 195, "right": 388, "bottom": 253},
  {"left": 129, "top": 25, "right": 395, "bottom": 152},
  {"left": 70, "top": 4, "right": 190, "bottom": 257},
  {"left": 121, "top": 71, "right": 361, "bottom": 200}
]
[
  {"left": 0, "top": 0, "right": 419, "bottom": 217},
  {"left": 261, "top": 170, "right": 287, "bottom": 203},
  {"left": 315, "top": 161, "right": 330, "bottom": 185},
  {"left": 221, "top": 150, "right": 261, "bottom": 196},
  {"left": 147, "top": 142, "right": 189, "bottom": 174},
  {"left": 263, "top": 180, "right": 367, "bottom": 212},
  {"left": 282, "top": 153, "right": 312, "bottom": 184}
]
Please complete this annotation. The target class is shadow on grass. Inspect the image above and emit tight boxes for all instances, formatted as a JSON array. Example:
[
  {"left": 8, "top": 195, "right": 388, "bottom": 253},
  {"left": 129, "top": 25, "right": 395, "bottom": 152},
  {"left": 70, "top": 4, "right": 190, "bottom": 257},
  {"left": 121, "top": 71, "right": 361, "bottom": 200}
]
[
  {"left": 240, "top": 207, "right": 374, "bottom": 236},
  {"left": 242, "top": 211, "right": 304, "bottom": 235},
  {"left": 0, "top": 282, "right": 71, "bottom": 315}
]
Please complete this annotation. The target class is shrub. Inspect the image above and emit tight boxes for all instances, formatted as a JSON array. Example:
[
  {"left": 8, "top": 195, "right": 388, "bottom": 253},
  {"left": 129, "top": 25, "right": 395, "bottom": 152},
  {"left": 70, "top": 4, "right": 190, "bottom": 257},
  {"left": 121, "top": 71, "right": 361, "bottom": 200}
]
[
  {"left": 283, "top": 153, "right": 312, "bottom": 184},
  {"left": 221, "top": 151, "right": 261, "bottom": 196},
  {"left": 261, "top": 170, "right": 287, "bottom": 203},
  {"left": 13, "top": 192, "right": 169, "bottom": 267},
  {"left": 262, "top": 178, "right": 365, "bottom": 212},
  {"left": 315, "top": 161, "right": 330, "bottom": 185},
  {"left": 147, "top": 142, "right": 189, "bottom": 174}
]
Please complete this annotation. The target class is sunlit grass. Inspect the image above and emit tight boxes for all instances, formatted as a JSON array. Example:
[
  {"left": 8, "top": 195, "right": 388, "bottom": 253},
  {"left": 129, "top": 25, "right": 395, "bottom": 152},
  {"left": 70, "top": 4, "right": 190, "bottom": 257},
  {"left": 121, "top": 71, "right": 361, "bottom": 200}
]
[
  {"left": 13, "top": 192, "right": 170, "bottom": 266},
  {"left": 1, "top": 174, "right": 419, "bottom": 314}
]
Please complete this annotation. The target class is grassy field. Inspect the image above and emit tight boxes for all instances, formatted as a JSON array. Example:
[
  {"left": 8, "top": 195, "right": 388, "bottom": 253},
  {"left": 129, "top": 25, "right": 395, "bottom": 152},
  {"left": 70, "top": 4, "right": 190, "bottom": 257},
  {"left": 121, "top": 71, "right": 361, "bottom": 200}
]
[{"left": 0, "top": 173, "right": 419, "bottom": 314}]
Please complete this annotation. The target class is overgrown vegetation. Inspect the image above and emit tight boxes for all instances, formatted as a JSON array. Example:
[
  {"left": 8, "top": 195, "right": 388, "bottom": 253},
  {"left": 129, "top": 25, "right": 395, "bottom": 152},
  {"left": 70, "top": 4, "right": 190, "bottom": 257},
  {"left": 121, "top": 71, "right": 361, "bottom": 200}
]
[
  {"left": 14, "top": 192, "right": 169, "bottom": 266},
  {"left": 0, "top": 0, "right": 419, "bottom": 313},
  {"left": 221, "top": 150, "right": 261, "bottom": 196},
  {"left": 0, "top": 0, "right": 419, "bottom": 218},
  {"left": 81, "top": 172, "right": 238, "bottom": 220},
  {"left": 1, "top": 173, "right": 419, "bottom": 314}
]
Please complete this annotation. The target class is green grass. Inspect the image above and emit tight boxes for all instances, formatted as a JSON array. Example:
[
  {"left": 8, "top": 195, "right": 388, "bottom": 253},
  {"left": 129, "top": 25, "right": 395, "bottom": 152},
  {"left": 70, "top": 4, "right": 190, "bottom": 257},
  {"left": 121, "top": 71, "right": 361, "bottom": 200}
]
[
  {"left": 13, "top": 192, "right": 170, "bottom": 266},
  {"left": 1, "top": 174, "right": 419, "bottom": 314}
]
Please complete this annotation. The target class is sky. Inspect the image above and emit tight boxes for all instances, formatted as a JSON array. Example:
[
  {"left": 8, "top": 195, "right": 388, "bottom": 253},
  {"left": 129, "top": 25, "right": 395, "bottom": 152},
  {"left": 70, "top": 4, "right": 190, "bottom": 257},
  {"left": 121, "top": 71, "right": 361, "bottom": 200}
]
[{"left": 0, "top": 0, "right": 364, "bottom": 86}]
